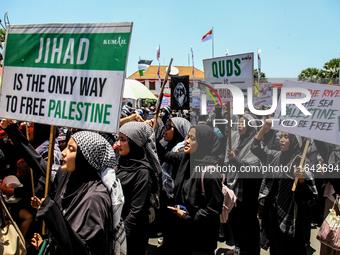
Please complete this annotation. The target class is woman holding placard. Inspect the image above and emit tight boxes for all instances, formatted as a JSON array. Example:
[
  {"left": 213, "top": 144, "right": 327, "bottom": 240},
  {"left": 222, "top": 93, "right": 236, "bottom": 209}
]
[
  {"left": 1, "top": 119, "right": 125, "bottom": 255},
  {"left": 251, "top": 120, "right": 317, "bottom": 255}
]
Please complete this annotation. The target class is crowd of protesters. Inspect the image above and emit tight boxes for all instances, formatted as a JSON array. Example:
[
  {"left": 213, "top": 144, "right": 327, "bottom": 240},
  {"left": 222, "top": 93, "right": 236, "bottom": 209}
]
[{"left": 0, "top": 101, "right": 339, "bottom": 255}]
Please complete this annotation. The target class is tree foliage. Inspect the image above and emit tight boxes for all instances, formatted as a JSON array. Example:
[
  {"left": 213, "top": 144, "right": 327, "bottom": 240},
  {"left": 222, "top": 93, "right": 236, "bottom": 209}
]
[
  {"left": 145, "top": 98, "right": 157, "bottom": 107},
  {"left": 253, "top": 69, "right": 268, "bottom": 83},
  {"left": 298, "top": 58, "right": 339, "bottom": 84},
  {"left": 0, "top": 28, "right": 5, "bottom": 64}
]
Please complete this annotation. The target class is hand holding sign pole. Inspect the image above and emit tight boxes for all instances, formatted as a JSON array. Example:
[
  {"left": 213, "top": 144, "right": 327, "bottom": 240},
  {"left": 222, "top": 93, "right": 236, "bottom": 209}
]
[{"left": 292, "top": 138, "right": 310, "bottom": 191}]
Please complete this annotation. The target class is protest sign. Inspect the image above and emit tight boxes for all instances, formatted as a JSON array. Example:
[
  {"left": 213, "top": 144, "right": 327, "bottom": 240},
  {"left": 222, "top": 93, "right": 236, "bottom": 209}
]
[
  {"left": 252, "top": 82, "right": 272, "bottom": 108},
  {"left": 192, "top": 89, "right": 201, "bottom": 109},
  {"left": 0, "top": 22, "right": 132, "bottom": 133},
  {"left": 203, "top": 53, "right": 254, "bottom": 91},
  {"left": 273, "top": 80, "right": 340, "bottom": 145}
]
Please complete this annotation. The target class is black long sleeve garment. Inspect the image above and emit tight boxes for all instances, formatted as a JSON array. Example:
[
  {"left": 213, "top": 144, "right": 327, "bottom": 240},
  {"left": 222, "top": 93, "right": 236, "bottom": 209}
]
[
  {"left": 4, "top": 123, "right": 112, "bottom": 255},
  {"left": 157, "top": 143, "right": 223, "bottom": 252},
  {"left": 116, "top": 167, "right": 152, "bottom": 255}
]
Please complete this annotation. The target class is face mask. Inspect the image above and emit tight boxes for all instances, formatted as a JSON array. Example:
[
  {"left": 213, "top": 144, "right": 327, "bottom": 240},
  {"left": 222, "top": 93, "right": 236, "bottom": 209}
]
[{"left": 161, "top": 112, "right": 166, "bottom": 117}]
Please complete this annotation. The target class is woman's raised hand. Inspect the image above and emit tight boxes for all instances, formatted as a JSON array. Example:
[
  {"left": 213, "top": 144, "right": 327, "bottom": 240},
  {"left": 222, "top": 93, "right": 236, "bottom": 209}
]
[
  {"left": 227, "top": 149, "right": 235, "bottom": 160},
  {"left": 31, "top": 196, "right": 44, "bottom": 210},
  {"left": 0, "top": 119, "right": 16, "bottom": 130},
  {"left": 31, "top": 233, "right": 43, "bottom": 249}
]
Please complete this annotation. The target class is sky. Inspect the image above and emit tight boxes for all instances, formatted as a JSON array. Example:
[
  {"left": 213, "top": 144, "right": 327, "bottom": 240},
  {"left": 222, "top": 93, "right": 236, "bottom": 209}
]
[{"left": 1, "top": 0, "right": 339, "bottom": 80}]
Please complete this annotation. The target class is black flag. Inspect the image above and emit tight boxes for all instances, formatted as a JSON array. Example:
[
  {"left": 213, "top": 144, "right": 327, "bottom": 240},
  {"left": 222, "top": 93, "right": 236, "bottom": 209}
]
[{"left": 171, "top": 75, "right": 189, "bottom": 110}]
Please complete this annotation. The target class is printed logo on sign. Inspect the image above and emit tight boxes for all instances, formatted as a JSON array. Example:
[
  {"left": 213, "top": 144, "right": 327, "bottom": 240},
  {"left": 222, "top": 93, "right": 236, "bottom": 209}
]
[
  {"left": 103, "top": 36, "right": 127, "bottom": 48},
  {"left": 241, "top": 55, "right": 252, "bottom": 62}
]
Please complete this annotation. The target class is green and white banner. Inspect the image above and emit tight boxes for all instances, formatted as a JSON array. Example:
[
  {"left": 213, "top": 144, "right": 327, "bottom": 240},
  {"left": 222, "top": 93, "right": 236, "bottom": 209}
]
[
  {"left": 0, "top": 22, "right": 133, "bottom": 133},
  {"left": 203, "top": 53, "right": 254, "bottom": 90}
]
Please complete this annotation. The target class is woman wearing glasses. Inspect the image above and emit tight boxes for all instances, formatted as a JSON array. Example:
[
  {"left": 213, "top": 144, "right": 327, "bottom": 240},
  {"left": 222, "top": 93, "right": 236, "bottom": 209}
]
[
  {"left": 251, "top": 120, "right": 317, "bottom": 255},
  {"left": 158, "top": 117, "right": 191, "bottom": 248},
  {"left": 157, "top": 124, "right": 223, "bottom": 255}
]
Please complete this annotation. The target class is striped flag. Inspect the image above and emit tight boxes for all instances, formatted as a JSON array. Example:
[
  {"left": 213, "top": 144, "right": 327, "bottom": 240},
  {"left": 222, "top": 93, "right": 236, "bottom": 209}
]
[
  {"left": 191, "top": 45, "right": 195, "bottom": 87},
  {"left": 156, "top": 45, "right": 161, "bottom": 89},
  {"left": 201, "top": 29, "right": 212, "bottom": 42},
  {"left": 257, "top": 48, "right": 262, "bottom": 83},
  {"left": 138, "top": 59, "right": 152, "bottom": 76}
]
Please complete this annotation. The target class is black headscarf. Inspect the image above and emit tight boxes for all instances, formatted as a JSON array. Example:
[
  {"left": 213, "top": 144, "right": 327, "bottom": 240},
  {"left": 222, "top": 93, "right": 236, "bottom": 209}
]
[
  {"left": 261, "top": 133, "right": 307, "bottom": 236},
  {"left": 164, "top": 117, "right": 191, "bottom": 152},
  {"left": 174, "top": 125, "right": 220, "bottom": 204},
  {"left": 192, "top": 125, "right": 220, "bottom": 164},
  {"left": 118, "top": 138, "right": 152, "bottom": 174},
  {"left": 234, "top": 114, "right": 258, "bottom": 156},
  {"left": 56, "top": 145, "right": 100, "bottom": 212},
  {"left": 161, "top": 106, "right": 172, "bottom": 125}
]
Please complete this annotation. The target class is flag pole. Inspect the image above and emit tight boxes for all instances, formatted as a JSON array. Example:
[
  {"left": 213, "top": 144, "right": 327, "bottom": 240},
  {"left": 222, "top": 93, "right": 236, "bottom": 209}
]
[
  {"left": 212, "top": 26, "right": 214, "bottom": 58},
  {"left": 257, "top": 48, "right": 259, "bottom": 84}
]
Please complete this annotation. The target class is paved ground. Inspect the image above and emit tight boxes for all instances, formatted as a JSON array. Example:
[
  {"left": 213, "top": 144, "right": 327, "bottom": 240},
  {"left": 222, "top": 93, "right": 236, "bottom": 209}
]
[{"left": 147, "top": 223, "right": 321, "bottom": 255}]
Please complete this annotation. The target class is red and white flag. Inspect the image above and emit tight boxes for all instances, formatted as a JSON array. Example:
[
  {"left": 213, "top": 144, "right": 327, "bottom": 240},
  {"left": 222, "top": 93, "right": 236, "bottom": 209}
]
[
  {"left": 191, "top": 45, "right": 195, "bottom": 86},
  {"left": 257, "top": 48, "right": 262, "bottom": 83},
  {"left": 156, "top": 45, "right": 161, "bottom": 90},
  {"left": 201, "top": 29, "right": 212, "bottom": 42}
]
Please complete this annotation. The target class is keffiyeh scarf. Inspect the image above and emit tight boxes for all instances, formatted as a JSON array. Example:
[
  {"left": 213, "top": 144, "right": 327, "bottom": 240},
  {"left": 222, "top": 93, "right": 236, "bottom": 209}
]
[{"left": 72, "top": 131, "right": 126, "bottom": 255}]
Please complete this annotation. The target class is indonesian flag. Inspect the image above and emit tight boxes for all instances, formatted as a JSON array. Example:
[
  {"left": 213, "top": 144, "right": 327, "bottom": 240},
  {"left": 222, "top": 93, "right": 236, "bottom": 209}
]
[
  {"left": 191, "top": 45, "right": 195, "bottom": 77},
  {"left": 201, "top": 29, "right": 212, "bottom": 42},
  {"left": 156, "top": 45, "right": 160, "bottom": 62},
  {"left": 138, "top": 60, "right": 152, "bottom": 76},
  {"left": 156, "top": 45, "right": 161, "bottom": 88},
  {"left": 257, "top": 48, "right": 262, "bottom": 82}
]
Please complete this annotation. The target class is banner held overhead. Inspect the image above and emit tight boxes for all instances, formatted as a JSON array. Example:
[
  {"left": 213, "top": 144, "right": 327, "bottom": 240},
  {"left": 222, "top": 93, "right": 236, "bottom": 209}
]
[
  {"left": 273, "top": 80, "right": 340, "bottom": 145},
  {"left": 203, "top": 52, "right": 254, "bottom": 91},
  {"left": 0, "top": 22, "right": 133, "bottom": 133}
]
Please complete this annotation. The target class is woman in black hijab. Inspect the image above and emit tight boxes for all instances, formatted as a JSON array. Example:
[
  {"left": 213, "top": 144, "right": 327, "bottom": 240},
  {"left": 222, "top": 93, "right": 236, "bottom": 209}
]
[
  {"left": 1, "top": 119, "right": 125, "bottom": 255},
  {"left": 158, "top": 117, "right": 191, "bottom": 248},
  {"left": 225, "top": 114, "right": 262, "bottom": 255},
  {"left": 159, "top": 124, "right": 224, "bottom": 254},
  {"left": 117, "top": 122, "right": 161, "bottom": 255},
  {"left": 251, "top": 121, "right": 317, "bottom": 255}
]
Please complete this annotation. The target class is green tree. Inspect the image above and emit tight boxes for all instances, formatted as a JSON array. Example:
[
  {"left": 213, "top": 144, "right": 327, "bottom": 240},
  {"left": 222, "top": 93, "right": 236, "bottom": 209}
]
[
  {"left": 253, "top": 69, "right": 268, "bottom": 83},
  {"left": 298, "top": 67, "right": 320, "bottom": 83},
  {"left": 322, "top": 58, "right": 339, "bottom": 84},
  {"left": 145, "top": 99, "right": 157, "bottom": 107},
  {"left": 298, "top": 58, "right": 339, "bottom": 84}
]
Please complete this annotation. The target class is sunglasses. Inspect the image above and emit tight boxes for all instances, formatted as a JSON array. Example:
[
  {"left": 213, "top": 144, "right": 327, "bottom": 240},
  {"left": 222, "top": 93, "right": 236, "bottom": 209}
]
[{"left": 164, "top": 124, "right": 174, "bottom": 131}]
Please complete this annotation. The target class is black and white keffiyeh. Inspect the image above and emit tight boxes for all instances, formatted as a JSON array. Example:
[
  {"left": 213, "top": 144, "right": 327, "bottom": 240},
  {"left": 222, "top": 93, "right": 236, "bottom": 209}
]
[{"left": 71, "top": 131, "right": 126, "bottom": 255}]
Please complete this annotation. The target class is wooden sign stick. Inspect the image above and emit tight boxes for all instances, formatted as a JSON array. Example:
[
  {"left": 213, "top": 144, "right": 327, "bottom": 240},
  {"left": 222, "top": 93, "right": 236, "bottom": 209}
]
[
  {"left": 42, "top": 125, "right": 57, "bottom": 235},
  {"left": 292, "top": 138, "right": 311, "bottom": 191},
  {"left": 153, "top": 58, "right": 173, "bottom": 130}
]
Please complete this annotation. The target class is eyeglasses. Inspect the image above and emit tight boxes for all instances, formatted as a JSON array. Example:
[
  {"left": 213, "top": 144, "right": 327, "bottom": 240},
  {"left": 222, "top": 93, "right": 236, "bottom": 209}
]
[{"left": 164, "top": 124, "right": 174, "bottom": 131}]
